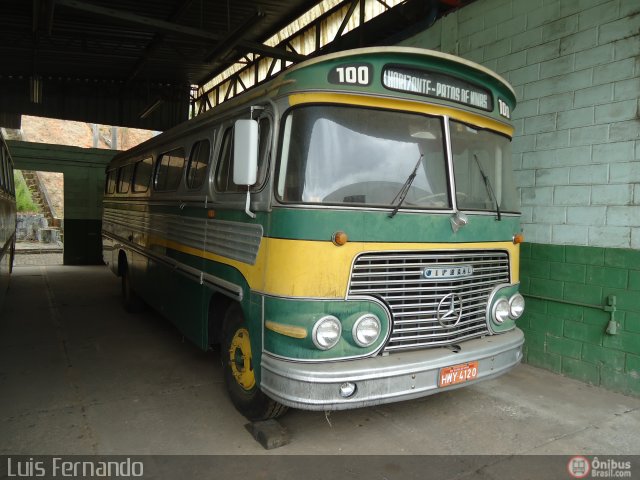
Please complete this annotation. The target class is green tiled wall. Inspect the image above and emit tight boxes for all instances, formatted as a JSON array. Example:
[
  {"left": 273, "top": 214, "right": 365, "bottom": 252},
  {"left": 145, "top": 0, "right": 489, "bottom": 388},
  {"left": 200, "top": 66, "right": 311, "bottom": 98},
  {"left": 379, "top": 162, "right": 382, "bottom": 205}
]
[{"left": 519, "top": 242, "right": 640, "bottom": 396}]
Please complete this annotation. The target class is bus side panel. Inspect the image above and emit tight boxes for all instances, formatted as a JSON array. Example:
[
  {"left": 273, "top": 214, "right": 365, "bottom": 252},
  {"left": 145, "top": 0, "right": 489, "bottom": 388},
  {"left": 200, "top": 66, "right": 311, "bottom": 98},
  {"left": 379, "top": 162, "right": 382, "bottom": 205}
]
[
  {"left": 130, "top": 204, "right": 209, "bottom": 350},
  {"left": 143, "top": 252, "right": 209, "bottom": 350},
  {"left": 0, "top": 237, "right": 13, "bottom": 305}
]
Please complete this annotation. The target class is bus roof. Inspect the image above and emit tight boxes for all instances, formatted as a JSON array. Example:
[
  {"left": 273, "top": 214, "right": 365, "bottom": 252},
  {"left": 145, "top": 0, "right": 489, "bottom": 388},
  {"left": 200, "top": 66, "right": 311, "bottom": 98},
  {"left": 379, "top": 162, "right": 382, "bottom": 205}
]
[
  {"left": 108, "top": 47, "right": 516, "bottom": 168},
  {"left": 284, "top": 46, "right": 516, "bottom": 99}
]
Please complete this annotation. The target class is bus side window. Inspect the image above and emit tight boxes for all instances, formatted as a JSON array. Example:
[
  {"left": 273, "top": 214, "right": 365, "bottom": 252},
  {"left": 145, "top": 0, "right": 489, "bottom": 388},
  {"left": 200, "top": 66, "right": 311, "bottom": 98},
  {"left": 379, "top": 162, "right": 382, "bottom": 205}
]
[
  {"left": 215, "top": 127, "right": 242, "bottom": 193},
  {"left": 2, "top": 152, "right": 9, "bottom": 193},
  {"left": 8, "top": 160, "right": 14, "bottom": 195},
  {"left": 105, "top": 170, "right": 116, "bottom": 194},
  {"left": 117, "top": 164, "right": 134, "bottom": 194},
  {"left": 5, "top": 157, "right": 11, "bottom": 193},
  {"left": 0, "top": 149, "right": 5, "bottom": 192},
  {"left": 154, "top": 148, "right": 185, "bottom": 191},
  {"left": 133, "top": 157, "right": 153, "bottom": 193},
  {"left": 215, "top": 119, "right": 270, "bottom": 193},
  {"left": 256, "top": 117, "right": 271, "bottom": 187},
  {"left": 186, "top": 139, "right": 211, "bottom": 190}
]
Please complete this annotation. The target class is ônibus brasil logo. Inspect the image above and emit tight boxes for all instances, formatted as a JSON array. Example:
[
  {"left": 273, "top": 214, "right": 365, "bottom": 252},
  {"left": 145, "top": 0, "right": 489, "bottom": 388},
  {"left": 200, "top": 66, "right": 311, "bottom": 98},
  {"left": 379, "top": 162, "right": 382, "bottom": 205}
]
[{"left": 568, "top": 456, "right": 591, "bottom": 478}]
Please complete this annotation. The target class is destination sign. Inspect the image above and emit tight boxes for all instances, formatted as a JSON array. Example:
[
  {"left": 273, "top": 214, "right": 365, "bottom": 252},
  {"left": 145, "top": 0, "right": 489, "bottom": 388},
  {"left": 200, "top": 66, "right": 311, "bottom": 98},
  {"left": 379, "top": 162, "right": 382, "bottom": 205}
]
[{"left": 382, "top": 65, "right": 493, "bottom": 111}]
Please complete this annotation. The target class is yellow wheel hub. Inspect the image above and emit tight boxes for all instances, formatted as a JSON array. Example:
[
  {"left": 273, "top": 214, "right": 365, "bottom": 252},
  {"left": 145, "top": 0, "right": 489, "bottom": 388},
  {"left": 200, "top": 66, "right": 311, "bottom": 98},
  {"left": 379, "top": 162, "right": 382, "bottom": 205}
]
[{"left": 229, "top": 328, "right": 255, "bottom": 390}]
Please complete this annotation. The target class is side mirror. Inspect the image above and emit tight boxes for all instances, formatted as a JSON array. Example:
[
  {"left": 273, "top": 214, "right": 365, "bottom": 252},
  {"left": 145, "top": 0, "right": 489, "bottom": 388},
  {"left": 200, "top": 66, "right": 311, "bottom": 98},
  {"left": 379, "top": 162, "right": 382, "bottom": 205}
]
[{"left": 233, "top": 119, "right": 258, "bottom": 186}]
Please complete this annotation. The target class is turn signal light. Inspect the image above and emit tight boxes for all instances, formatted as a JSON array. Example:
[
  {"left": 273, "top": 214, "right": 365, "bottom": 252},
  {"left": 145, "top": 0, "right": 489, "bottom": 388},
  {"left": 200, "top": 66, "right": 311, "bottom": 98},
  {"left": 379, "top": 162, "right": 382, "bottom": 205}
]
[
  {"left": 333, "top": 231, "right": 348, "bottom": 246},
  {"left": 513, "top": 233, "right": 524, "bottom": 244}
]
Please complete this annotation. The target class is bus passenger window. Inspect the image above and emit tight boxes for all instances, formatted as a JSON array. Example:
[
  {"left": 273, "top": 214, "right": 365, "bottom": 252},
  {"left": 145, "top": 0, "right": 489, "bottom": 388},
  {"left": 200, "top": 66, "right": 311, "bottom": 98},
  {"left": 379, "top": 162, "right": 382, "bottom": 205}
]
[
  {"left": 7, "top": 160, "right": 13, "bottom": 195},
  {"left": 215, "top": 119, "right": 269, "bottom": 193},
  {"left": 133, "top": 157, "right": 153, "bottom": 193},
  {"left": 155, "top": 148, "right": 185, "bottom": 191},
  {"left": 1, "top": 149, "right": 9, "bottom": 192},
  {"left": 186, "top": 140, "right": 211, "bottom": 190},
  {"left": 105, "top": 170, "right": 116, "bottom": 194},
  {"left": 215, "top": 128, "right": 242, "bottom": 193},
  {"left": 5, "top": 157, "right": 11, "bottom": 193},
  {"left": 0, "top": 153, "right": 5, "bottom": 192},
  {"left": 256, "top": 117, "right": 271, "bottom": 186},
  {"left": 117, "top": 164, "right": 134, "bottom": 194}
]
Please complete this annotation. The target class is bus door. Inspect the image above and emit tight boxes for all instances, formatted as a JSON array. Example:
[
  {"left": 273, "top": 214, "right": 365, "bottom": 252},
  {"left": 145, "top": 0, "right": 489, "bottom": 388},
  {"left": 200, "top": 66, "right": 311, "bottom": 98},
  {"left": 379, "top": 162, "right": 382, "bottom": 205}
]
[
  {"left": 150, "top": 144, "right": 210, "bottom": 348},
  {"left": 206, "top": 110, "right": 272, "bottom": 332}
]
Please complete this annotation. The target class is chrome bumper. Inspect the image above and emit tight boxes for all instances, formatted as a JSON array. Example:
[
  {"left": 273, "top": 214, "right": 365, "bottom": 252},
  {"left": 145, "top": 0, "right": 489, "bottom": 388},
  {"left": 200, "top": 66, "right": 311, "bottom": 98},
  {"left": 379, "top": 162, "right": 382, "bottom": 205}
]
[{"left": 260, "top": 328, "right": 524, "bottom": 410}]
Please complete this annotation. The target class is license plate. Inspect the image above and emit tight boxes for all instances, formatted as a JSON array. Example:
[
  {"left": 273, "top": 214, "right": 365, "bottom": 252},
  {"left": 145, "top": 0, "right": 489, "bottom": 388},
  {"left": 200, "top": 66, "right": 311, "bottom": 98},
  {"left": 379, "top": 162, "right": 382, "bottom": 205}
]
[{"left": 438, "top": 361, "right": 479, "bottom": 387}]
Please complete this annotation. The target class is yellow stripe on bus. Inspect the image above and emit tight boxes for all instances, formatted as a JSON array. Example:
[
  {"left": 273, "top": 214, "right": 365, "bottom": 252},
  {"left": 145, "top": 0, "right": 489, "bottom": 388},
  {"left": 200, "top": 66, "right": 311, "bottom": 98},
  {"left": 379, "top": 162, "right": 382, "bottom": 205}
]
[
  {"left": 148, "top": 235, "right": 519, "bottom": 298},
  {"left": 265, "top": 320, "right": 308, "bottom": 339},
  {"left": 289, "top": 92, "right": 514, "bottom": 137}
]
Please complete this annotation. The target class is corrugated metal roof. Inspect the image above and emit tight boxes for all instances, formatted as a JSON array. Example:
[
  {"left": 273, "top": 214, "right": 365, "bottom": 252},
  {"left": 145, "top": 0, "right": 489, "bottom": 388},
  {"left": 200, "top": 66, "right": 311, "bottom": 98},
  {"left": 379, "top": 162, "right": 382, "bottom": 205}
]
[
  {"left": 0, "top": 0, "right": 472, "bottom": 130},
  {"left": 1, "top": 0, "right": 321, "bottom": 84},
  {"left": 0, "top": 0, "right": 324, "bottom": 129}
]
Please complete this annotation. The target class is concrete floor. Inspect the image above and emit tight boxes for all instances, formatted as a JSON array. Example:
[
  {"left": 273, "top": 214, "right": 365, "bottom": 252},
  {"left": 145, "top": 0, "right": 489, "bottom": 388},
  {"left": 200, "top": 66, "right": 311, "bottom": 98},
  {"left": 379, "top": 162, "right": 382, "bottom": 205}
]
[
  {"left": 1, "top": 265, "right": 639, "bottom": 456},
  {"left": 13, "top": 251, "right": 63, "bottom": 267}
]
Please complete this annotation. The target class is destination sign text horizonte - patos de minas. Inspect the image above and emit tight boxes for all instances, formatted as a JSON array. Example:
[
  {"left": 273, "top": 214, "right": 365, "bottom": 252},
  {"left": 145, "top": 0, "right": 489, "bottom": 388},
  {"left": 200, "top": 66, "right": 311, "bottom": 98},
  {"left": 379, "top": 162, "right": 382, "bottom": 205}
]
[{"left": 382, "top": 66, "right": 493, "bottom": 111}]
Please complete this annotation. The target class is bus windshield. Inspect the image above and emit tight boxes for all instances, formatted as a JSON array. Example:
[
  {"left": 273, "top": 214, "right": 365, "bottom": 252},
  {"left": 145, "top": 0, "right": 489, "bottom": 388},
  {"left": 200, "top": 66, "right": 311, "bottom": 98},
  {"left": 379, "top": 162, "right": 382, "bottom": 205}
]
[
  {"left": 450, "top": 120, "right": 520, "bottom": 213},
  {"left": 277, "top": 105, "right": 450, "bottom": 209},
  {"left": 276, "top": 105, "right": 519, "bottom": 214}
]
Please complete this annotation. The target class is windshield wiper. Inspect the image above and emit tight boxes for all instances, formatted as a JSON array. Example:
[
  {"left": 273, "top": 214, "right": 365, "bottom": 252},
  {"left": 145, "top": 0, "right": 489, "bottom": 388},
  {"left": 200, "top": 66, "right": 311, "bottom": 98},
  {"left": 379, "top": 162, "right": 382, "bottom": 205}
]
[
  {"left": 473, "top": 154, "right": 501, "bottom": 221},
  {"left": 389, "top": 154, "right": 423, "bottom": 218}
]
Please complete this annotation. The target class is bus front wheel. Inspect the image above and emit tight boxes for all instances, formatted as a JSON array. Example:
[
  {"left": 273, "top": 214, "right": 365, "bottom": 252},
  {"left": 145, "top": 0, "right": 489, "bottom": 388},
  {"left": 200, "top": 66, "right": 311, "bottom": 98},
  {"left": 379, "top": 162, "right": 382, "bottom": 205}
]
[{"left": 222, "top": 303, "right": 288, "bottom": 421}]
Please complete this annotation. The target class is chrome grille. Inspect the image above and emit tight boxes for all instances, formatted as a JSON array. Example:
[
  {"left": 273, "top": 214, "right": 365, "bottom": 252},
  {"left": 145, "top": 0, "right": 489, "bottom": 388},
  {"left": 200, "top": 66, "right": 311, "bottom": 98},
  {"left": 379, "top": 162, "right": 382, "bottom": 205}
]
[{"left": 348, "top": 250, "right": 510, "bottom": 352}]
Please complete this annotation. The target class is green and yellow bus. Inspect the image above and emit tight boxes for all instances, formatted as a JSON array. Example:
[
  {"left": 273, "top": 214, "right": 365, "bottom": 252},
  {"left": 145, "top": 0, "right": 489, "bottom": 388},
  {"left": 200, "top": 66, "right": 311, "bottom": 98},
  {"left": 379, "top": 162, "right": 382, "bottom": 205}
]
[{"left": 102, "top": 47, "right": 525, "bottom": 420}]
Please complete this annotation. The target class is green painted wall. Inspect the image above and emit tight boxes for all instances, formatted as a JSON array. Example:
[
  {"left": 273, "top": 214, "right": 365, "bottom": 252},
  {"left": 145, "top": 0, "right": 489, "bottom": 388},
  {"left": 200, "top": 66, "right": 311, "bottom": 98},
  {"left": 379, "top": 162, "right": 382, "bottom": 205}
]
[
  {"left": 519, "top": 242, "right": 640, "bottom": 395},
  {"left": 64, "top": 219, "right": 103, "bottom": 265},
  {"left": 400, "top": 0, "right": 639, "bottom": 396},
  {"left": 8, "top": 140, "right": 113, "bottom": 265}
]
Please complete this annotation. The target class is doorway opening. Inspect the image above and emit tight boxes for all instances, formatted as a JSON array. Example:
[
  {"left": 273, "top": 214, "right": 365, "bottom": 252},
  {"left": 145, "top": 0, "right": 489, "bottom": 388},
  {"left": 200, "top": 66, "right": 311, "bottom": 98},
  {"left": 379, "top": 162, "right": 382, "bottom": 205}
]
[{"left": 14, "top": 169, "right": 64, "bottom": 266}]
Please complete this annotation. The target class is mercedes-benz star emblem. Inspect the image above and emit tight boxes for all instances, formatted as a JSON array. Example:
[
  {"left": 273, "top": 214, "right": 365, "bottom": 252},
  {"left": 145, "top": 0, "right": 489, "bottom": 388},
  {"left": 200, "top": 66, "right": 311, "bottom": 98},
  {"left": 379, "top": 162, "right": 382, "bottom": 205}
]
[{"left": 436, "top": 293, "right": 463, "bottom": 328}]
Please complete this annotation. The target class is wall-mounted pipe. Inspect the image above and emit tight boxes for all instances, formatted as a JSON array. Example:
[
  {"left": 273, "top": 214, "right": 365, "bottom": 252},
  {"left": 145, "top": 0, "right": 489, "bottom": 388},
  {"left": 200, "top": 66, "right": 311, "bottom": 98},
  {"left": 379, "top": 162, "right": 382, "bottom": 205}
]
[{"left": 522, "top": 293, "right": 619, "bottom": 335}]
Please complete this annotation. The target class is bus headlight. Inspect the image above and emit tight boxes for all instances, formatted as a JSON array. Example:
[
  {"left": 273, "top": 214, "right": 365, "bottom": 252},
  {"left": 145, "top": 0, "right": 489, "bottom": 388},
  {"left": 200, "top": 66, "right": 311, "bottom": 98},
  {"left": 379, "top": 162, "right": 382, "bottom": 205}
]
[
  {"left": 492, "top": 298, "right": 510, "bottom": 324},
  {"left": 312, "top": 316, "right": 342, "bottom": 350},
  {"left": 509, "top": 293, "right": 525, "bottom": 319},
  {"left": 352, "top": 314, "right": 381, "bottom": 347}
]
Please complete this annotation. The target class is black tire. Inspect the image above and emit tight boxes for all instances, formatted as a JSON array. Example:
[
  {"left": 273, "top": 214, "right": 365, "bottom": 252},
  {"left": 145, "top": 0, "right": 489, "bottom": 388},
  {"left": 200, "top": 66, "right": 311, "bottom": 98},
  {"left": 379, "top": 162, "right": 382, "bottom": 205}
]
[
  {"left": 121, "top": 263, "right": 145, "bottom": 313},
  {"left": 222, "top": 303, "right": 288, "bottom": 421}
]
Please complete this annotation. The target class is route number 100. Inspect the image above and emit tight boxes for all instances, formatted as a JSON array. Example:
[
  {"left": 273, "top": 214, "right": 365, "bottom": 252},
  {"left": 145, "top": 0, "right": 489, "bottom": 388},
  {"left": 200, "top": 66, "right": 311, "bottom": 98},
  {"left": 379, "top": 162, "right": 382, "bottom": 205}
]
[{"left": 335, "top": 66, "right": 369, "bottom": 85}]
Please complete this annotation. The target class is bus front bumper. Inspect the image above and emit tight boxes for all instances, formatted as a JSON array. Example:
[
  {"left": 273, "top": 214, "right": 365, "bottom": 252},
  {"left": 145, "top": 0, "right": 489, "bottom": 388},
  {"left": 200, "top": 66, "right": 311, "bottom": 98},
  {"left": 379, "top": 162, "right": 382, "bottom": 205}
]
[{"left": 260, "top": 328, "right": 524, "bottom": 410}]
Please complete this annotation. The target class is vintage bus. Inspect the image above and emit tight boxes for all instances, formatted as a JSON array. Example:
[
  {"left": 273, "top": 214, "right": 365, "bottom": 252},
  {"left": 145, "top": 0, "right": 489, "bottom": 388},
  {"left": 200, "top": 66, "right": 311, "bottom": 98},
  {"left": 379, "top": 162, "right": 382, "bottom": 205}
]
[
  {"left": 0, "top": 134, "right": 16, "bottom": 304},
  {"left": 102, "top": 47, "right": 525, "bottom": 420}
]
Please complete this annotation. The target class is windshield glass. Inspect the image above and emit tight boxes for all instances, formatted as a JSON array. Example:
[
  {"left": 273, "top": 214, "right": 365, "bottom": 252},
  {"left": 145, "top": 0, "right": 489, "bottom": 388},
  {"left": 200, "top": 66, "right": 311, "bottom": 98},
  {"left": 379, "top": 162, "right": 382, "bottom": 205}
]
[
  {"left": 277, "top": 106, "right": 449, "bottom": 209},
  {"left": 450, "top": 120, "right": 520, "bottom": 213}
]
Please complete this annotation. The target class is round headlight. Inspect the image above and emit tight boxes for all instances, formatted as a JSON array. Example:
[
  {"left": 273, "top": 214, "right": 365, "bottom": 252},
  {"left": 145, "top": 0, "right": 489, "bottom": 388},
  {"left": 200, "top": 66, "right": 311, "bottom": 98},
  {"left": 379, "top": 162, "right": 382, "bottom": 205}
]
[
  {"left": 509, "top": 293, "right": 525, "bottom": 319},
  {"left": 312, "top": 316, "right": 342, "bottom": 350},
  {"left": 492, "top": 298, "right": 510, "bottom": 324},
  {"left": 352, "top": 314, "right": 381, "bottom": 347}
]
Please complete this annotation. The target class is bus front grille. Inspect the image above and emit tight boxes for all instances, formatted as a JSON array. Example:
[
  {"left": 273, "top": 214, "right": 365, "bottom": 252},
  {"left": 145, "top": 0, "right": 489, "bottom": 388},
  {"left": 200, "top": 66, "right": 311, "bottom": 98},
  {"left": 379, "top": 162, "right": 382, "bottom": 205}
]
[{"left": 347, "top": 250, "right": 511, "bottom": 352}]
